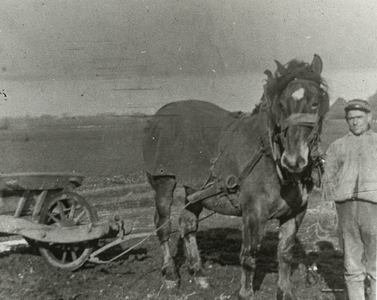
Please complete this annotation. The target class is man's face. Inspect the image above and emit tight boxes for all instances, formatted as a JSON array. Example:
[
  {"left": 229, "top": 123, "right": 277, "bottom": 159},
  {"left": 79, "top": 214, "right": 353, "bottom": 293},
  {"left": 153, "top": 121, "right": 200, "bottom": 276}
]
[{"left": 346, "top": 110, "right": 372, "bottom": 135}]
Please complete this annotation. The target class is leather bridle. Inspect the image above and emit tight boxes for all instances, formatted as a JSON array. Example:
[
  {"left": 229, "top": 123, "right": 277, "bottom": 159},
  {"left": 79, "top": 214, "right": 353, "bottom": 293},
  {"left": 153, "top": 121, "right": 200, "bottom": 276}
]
[{"left": 268, "top": 80, "right": 325, "bottom": 183}]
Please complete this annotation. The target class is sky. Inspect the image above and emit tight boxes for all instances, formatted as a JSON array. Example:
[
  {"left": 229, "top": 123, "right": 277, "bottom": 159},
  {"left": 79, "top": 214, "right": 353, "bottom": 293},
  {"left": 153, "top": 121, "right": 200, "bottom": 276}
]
[{"left": 0, "top": 0, "right": 377, "bottom": 117}]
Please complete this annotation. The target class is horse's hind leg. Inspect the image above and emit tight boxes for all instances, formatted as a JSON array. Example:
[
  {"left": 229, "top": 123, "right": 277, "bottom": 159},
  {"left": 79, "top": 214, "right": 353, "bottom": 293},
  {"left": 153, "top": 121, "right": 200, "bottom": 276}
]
[
  {"left": 179, "top": 187, "right": 209, "bottom": 289},
  {"left": 147, "top": 173, "right": 178, "bottom": 289}
]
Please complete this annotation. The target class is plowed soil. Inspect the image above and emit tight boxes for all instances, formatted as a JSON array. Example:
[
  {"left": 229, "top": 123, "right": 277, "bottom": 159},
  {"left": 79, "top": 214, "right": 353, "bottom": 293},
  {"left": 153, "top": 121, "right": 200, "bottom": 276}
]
[{"left": 0, "top": 177, "right": 348, "bottom": 300}]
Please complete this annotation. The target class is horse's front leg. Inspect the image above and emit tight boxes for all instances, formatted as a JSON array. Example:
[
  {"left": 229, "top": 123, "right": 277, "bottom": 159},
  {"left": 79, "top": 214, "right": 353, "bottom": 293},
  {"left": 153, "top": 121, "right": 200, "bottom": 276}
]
[
  {"left": 277, "top": 208, "right": 306, "bottom": 300},
  {"left": 239, "top": 193, "right": 268, "bottom": 300},
  {"left": 179, "top": 189, "right": 209, "bottom": 289}
]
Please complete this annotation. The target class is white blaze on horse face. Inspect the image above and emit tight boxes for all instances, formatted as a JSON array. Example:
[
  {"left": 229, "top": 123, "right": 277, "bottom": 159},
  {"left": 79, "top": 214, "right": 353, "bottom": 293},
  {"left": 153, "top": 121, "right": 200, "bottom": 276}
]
[{"left": 291, "top": 88, "right": 305, "bottom": 101}]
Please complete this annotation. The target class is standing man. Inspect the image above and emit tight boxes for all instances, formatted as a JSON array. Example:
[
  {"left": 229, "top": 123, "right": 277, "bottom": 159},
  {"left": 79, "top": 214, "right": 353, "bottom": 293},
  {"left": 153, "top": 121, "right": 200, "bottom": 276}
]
[{"left": 323, "top": 99, "right": 377, "bottom": 300}]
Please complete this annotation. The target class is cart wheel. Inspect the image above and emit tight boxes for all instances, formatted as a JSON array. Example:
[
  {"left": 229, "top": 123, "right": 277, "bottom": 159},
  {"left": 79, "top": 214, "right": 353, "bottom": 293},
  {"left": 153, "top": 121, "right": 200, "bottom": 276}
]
[{"left": 38, "top": 192, "right": 98, "bottom": 271}]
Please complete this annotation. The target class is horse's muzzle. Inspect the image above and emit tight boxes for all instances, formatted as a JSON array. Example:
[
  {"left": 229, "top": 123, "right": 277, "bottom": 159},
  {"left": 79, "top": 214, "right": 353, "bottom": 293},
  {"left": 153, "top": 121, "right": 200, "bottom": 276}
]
[{"left": 280, "top": 149, "right": 309, "bottom": 173}]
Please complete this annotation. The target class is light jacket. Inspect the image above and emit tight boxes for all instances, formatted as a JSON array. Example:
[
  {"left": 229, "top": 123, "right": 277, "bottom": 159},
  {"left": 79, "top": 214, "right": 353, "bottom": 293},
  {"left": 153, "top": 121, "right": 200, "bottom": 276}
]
[{"left": 322, "top": 129, "right": 377, "bottom": 203}]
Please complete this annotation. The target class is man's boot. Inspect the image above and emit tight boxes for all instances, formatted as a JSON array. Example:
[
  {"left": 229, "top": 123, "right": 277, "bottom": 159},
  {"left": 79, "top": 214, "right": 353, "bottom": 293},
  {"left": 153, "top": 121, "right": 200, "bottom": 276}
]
[{"left": 346, "top": 281, "right": 365, "bottom": 300}]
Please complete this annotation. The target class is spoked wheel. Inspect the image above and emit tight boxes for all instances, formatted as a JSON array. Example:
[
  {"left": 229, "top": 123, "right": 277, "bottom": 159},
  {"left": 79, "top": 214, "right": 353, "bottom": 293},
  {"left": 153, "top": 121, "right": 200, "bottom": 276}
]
[{"left": 38, "top": 192, "right": 98, "bottom": 271}]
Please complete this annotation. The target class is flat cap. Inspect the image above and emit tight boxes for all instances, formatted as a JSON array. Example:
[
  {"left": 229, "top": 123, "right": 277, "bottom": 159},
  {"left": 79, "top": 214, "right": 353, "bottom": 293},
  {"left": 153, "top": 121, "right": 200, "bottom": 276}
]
[{"left": 344, "top": 99, "right": 371, "bottom": 113}]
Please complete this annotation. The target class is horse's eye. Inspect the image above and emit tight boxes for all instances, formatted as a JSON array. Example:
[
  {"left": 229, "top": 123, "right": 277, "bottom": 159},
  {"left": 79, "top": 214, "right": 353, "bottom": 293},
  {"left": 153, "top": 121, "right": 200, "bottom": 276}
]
[{"left": 311, "top": 102, "right": 319, "bottom": 110}]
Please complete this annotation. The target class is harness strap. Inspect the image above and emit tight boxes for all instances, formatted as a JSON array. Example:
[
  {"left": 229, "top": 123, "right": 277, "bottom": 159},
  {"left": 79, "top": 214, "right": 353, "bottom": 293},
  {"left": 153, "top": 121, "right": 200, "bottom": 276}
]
[
  {"left": 187, "top": 147, "right": 265, "bottom": 204},
  {"left": 237, "top": 147, "right": 265, "bottom": 186},
  {"left": 282, "top": 113, "right": 317, "bottom": 129},
  {"left": 270, "top": 133, "right": 289, "bottom": 185},
  {"left": 186, "top": 183, "right": 222, "bottom": 203}
]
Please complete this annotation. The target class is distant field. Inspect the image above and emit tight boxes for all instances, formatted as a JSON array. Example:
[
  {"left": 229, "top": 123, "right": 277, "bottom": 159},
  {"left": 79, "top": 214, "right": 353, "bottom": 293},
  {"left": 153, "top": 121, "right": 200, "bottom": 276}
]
[
  {"left": 0, "top": 115, "right": 149, "bottom": 180},
  {"left": 321, "top": 119, "right": 348, "bottom": 150}
]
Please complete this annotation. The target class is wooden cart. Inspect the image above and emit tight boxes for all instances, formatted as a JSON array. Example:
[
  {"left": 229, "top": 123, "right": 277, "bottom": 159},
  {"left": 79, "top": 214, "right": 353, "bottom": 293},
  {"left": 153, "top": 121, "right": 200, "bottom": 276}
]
[{"left": 0, "top": 172, "right": 148, "bottom": 271}]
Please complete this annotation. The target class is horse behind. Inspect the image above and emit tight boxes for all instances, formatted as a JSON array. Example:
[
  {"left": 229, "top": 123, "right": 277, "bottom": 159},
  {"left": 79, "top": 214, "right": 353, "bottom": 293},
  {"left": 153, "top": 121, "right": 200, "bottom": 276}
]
[{"left": 142, "top": 54, "right": 329, "bottom": 300}]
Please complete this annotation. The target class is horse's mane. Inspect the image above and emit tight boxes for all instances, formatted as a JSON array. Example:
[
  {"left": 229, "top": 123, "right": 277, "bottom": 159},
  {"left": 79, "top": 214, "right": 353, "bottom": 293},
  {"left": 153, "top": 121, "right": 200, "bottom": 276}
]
[
  {"left": 251, "top": 102, "right": 261, "bottom": 115},
  {"left": 249, "top": 58, "right": 328, "bottom": 114},
  {"left": 268, "top": 59, "right": 328, "bottom": 96},
  {"left": 251, "top": 58, "right": 329, "bottom": 116}
]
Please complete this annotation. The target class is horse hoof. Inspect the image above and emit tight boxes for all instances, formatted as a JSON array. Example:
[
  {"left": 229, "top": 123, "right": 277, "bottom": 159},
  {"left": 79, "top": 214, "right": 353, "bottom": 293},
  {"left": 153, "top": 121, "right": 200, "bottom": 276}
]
[
  {"left": 238, "top": 288, "right": 254, "bottom": 300},
  {"left": 164, "top": 280, "right": 179, "bottom": 290},
  {"left": 194, "top": 276, "right": 210, "bottom": 289},
  {"left": 276, "top": 288, "right": 296, "bottom": 300}
]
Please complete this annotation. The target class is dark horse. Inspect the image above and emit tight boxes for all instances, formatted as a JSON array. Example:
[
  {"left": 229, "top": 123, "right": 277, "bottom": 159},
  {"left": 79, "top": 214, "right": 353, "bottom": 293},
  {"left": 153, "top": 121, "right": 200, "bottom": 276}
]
[{"left": 143, "top": 55, "right": 329, "bottom": 300}]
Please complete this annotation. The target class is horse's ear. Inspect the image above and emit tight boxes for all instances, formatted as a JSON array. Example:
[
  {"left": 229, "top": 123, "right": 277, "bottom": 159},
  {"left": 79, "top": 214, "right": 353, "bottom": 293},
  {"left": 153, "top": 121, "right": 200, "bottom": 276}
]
[
  {"left": 275, "top": 60, "right": 287, "bottom": 77},
  {"left": 264, "top": 70, "right": 273, "bottom": 81},
  {"left": 311, "top": 54, "right": 323, "bottom": 75}
]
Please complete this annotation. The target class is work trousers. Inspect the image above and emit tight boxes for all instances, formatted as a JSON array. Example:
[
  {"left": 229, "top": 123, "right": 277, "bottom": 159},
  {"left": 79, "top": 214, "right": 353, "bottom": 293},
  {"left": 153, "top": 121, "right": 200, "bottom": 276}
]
[{"left": 336, "top": 200, "right": 377, "bottom": 282}]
